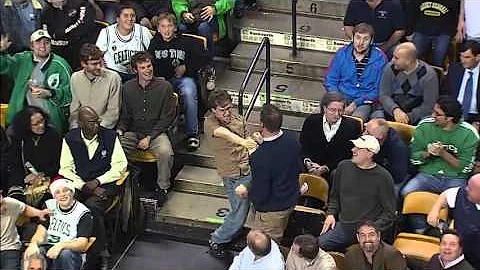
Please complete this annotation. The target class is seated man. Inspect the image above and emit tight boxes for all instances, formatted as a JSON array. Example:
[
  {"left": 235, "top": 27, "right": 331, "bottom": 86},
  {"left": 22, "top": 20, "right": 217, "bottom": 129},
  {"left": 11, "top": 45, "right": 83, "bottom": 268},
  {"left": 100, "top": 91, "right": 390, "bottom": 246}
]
[
  {"left": 428, "top": 174, "right": 480, "bottom": 268},
  {"left": 229, "top": 230, "right": 284, "bottom": 270},
  {"left": 23, "top": 253, "right": 47, "bottom": 270},
  {"left": 319, "top": 135, "right": 396, "bottom": 252},
  {"left": 59, "top": 106, "right": 128, "bottom": 269},
  {"left": 364, "top": 118, "right": 409, "bottom": 193},
  {"left": 69, "top": 44, "right": 122, "bottom": 130},
  {"left": 325, "top": 23, "right": 387, "bottom": 121},
  {"left": 403, "top": 96, "right": 478, "bottom": 233},
  {"left": 1, "top": 193, "right": 50, "bottom": 270},
  {"left": 344, "top": 220, "right": 407, "bottom": 270},
  {"left": 117, "top": 52, "right": 176, "bottom": 204},
  {"left": 42, "top": 0, "right": 96, "bottom": 70},
  {"left": 238, "top": 104, "right": 301, "bottom": 243},
  {"left": 441, "top": 41, "right": 480, "bottom": 124},
  {"left": 343, "top": 0, "right": 405, "bottom": 57},
  {"left": 425, "top": 230, "right": 474, "bottom": 270},
  {"left": 286, "top": 234, "right": 336, "bottom": 270},
  {"left": 379, "top": 42, "right": 439, "bottom": 125},
  {"left": 148, "top": 12, "right": 204, "bottom": 150},
  {"left": 24, "top": 179, "right": 93, "bottom": 270},
  {"left": 172, "top": 0, "right": 235, "bottom": 88},
  {"left": 0, "top": 29, "right": 72, "bottom": 134},
  {"left": 95, "top": 4, "right": 152, "bottom": 82},
  {"left": 300, "top": 92, "right": 362, "bottom": 179}
]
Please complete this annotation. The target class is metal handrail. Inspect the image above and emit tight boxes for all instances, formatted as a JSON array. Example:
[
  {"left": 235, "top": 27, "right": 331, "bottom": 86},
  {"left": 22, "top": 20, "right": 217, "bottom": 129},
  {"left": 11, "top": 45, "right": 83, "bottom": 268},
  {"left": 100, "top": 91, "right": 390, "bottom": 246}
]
[
  {"left": 238, "top": 37, "right": 271, "bottom": 120},
  {"left": 292, "top": 0, "right": 298, "bottom": 57}
]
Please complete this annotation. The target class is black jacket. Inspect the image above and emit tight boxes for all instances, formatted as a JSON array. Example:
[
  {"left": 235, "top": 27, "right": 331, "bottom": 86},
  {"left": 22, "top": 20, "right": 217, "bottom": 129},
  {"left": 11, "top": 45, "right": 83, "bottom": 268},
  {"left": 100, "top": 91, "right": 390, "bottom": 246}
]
[{"left": 441, "top": 63, "right": 480, "bottom": 114}]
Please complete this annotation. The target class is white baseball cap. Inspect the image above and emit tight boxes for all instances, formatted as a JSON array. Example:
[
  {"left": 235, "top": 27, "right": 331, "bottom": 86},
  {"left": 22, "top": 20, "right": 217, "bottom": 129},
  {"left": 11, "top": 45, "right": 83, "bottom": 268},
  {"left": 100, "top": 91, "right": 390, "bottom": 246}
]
[
  {"left": 351, "top": 135, "right": 380, "bottom": 154},
  {"left": 30, "top": 29, "right": 51, "bottom": 43},
  {"left": 49, "top": 178, "right": 75, "bottom": 195}
]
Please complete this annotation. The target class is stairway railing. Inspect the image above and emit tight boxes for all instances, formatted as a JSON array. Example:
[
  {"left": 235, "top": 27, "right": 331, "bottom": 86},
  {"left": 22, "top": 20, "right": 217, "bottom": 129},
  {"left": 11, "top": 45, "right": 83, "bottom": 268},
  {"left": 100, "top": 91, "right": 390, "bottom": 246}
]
[
  {"left": 238, "top": 37, "right": 271, "bottom": 120},
  {"left": 292, "top": 0, "right": 298, "bottom": 57}
]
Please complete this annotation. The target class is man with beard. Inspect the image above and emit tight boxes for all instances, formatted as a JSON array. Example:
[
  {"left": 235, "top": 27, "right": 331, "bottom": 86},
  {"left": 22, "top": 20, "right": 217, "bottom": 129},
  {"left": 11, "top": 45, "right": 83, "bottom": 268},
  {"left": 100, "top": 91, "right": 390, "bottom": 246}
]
[
  {"left": 344, "top": 220, "right": 407, "bottom": 270},
  {"left": 69, "top": 43, "right": 121, "bottom": 129},
  {"left": 325, "top": 23, "right": 387, "bottom": 121}
]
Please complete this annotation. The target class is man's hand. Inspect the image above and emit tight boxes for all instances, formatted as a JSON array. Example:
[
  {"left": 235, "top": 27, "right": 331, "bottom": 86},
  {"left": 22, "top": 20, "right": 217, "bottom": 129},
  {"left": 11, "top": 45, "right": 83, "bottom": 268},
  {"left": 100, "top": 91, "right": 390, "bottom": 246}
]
[
  {"left": 309, "top": 164, "right": 329, "bottom": 176},
  {"left": 393, "top": 108, "right": 409, "bottom": 124},
  {"left": 25, "top": 173, "right": 45, "bottom": 186},
  {"left": 427, "top": 209, "right": 440, "bottom": 227},
  {"left": 38, "top": 208, "right": 52, "bottom": 221},
  {"left": 46, "top": 243, "right": 64, "bottom": 259},
  {"left": 344, "top": 102, "right": 356, "bottom": 115},
  {"left": 137, "top": 136, "right": 151, "bottom": 150},
  {"left": 83, "top": 179, "right": 100, "bottom": 193},
  {"left": 235, "top": 184, "right": 248, "bottom": 198},
  {"left": 0, "top": 34, "right": 12, "bottom": 52},
  {"left": 24, "top": 243, "right": 40, "bottom": 258},
  {"left": 182, "top": 12, "right": 195, "bottom": 23},
  {"left": 427, "top": 142, "right": 443, "bottom": 156},
  {"left": 201, "top": 6, "right": 216, "bottom": 21},
  {"left": 93, "top": 186, "right": 107, "bottom": 199},
  {"left": 175, "top": 65, "right": 186, "bottom": 78},
  {"left": 140, "top": 17, "right": 152, "bottom": 29},
  {"left": 31, "top": 86, "right": 51, "bottom": 99},
  {"left": 241, "top": 138, "right": 258, "bottom": 151},
  {"left": 455, "top": 21, "right": 465, "bottom": 43},
  {"left": 321, "top": 215, "right": 336, "bottom": 234}
]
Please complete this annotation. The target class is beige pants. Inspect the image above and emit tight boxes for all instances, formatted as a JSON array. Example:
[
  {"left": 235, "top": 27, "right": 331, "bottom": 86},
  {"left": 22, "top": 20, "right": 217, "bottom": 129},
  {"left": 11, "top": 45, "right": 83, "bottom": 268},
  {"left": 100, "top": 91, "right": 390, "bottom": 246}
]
[{"left": 247, "top": 206, "right": 294, "bottom": 243}]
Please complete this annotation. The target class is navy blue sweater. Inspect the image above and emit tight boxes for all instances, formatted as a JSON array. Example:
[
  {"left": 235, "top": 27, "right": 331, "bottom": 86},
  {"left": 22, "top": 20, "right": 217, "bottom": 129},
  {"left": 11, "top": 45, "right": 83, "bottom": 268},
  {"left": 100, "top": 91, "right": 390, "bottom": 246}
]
[{"left": 249, "top": 131, "right": 301, "bottom": 212}]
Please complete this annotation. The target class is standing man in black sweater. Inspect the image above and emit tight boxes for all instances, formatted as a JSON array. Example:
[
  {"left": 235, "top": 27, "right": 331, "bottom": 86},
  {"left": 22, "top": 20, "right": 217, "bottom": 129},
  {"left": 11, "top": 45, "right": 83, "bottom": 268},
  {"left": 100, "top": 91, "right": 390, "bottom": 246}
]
[
  {"left": 148, "top": 12, "right": 204, "bottom": 150},
  {"left": 236, "top": 104, "right": 301, "bottom": 243},
  {"left": 300, "top": 92, "right": 362, "bottom": 180},
  {"left": 318, "top": 134, "right": 396, "bottom": 252}
]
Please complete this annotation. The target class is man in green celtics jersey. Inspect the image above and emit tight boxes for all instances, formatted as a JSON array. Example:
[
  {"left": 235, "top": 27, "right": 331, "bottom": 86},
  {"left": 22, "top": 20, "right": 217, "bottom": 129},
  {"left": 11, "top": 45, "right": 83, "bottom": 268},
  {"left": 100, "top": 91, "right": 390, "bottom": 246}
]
[
  {"left": 24, "top": 179, "right": 93, "bottom": 270},
  {"left": 401, "top": 96, "right": 479, "bottom": 233}
]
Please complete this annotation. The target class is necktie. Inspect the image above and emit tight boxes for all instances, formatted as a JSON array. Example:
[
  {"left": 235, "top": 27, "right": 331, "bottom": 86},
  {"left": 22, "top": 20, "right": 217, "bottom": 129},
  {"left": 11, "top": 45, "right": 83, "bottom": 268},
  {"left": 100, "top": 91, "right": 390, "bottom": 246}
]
[{"left": 462, "top": 71, "right": 474, "bottom": 116}]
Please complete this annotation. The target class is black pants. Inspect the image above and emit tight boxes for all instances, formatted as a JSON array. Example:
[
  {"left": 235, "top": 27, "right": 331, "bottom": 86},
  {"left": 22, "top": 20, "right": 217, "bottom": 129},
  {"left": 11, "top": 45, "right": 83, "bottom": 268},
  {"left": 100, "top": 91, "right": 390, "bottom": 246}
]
[{"left": 77, "top": 182, "right": 117, "bottom": 253}]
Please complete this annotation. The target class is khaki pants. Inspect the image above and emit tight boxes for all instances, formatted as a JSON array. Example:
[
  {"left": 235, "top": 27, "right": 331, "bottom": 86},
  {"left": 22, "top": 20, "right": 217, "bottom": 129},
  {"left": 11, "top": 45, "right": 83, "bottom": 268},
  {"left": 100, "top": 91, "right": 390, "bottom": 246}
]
[{"left": 247, "top": 206, "right": 294, "bottom": 243}]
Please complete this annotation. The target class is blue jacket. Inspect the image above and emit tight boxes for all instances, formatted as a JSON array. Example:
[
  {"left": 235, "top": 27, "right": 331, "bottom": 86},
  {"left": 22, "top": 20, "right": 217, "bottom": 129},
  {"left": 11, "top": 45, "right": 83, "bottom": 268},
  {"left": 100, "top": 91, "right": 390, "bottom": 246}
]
[{"left": 325, "top": 43, "right": 387, "bottom": 106}]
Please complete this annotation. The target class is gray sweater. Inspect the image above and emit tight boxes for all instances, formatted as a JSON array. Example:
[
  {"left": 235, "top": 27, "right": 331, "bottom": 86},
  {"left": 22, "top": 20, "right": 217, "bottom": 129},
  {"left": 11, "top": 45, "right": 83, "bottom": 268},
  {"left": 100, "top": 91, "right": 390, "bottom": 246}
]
[
  {"left": 379, "top": 60, "right": 439, "bottom": 124},
  {"left": 327, "top": 160, "right": 396, "bottom": 231}
]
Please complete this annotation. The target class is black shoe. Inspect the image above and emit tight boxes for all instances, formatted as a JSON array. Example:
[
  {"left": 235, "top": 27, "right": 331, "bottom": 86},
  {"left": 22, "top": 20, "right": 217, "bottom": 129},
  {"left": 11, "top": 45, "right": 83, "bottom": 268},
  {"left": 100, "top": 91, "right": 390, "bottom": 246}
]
[
  {"left": 100, "top": 254, "right": 110, "bottom": 270},
  {"left": 208, "top": 240, "right": 233, "bottom": 260},
  {"left": 153, "top": 189, "right": 168, "bottom": 206},
  {"left": 187, "top": 136, "right": 200, "bottom": 151}
]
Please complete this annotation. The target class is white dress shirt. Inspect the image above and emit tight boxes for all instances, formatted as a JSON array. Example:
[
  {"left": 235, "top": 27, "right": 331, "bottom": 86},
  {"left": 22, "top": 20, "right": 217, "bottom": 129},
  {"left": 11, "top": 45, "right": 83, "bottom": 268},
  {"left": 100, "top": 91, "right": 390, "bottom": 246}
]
[
  {"left": 323, "top": 115, "right": 342, "bottom": 142},
  {"left": 229, "top": 240, "right": 285, "bottom": 270},
  {"left": 457, "top": 63, "right": 480, "bottom": 114}
]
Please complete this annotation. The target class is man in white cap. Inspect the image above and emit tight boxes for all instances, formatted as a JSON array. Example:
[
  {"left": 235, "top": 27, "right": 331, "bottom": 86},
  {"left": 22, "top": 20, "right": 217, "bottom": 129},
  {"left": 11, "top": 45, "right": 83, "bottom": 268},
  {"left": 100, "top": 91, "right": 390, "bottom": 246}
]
[
  {"left": 318, "top": 135, "right": 396, "bottom": 252},
  {"left": 0, "top": 29, "right": 72, "bottom": 134},
  {"left": 24, "top": 179, "right": 93, "bottom": 270}
]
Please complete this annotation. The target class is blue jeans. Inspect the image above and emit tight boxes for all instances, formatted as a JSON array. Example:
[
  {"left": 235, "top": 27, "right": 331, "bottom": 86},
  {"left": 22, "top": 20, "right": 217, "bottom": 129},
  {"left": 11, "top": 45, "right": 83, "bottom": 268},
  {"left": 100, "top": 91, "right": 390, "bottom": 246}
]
[
  {"left": 401, "top": 172, "right": 466, "bottom": 230},
  {"left": 412, "top": 32, "right": 451, "bottom": 67},
  {"left": 40, "top": 247, "right": 82, "bottom": 270},
  {"left": 0, "top": 250, "right": 21, "bottom": 270},
  {"left": 210, "top": 174, "right": 251, "bottom": 244},
  {"left": 317, "top": 222, "right": 357, "bottom": 252},
  {"left": 178, "top": 18, "right": 218, "bottom": 62},
  {"left": 170, "top": 77, "right": 199, "bottom": 136}
]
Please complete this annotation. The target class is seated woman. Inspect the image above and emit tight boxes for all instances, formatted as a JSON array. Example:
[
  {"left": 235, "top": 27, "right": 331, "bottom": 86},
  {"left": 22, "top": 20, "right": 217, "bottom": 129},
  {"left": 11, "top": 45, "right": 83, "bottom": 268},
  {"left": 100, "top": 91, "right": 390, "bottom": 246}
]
[{"left": 7, "top": 106, "right": 61, "bottom": 207}]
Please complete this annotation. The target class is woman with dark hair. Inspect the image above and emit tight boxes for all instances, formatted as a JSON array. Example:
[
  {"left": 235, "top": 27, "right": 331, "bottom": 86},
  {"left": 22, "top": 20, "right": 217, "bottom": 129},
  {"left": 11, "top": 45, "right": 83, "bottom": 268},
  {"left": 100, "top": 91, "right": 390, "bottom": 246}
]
[{"left": 7, "top": 106, "right": 61, "bottom": 207}]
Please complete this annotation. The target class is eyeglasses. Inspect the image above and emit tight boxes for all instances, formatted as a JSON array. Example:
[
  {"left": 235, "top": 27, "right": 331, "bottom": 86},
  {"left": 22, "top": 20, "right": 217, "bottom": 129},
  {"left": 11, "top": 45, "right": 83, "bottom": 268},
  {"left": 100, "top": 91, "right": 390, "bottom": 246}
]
[{"left": 326, "top": 107, "right": 344, "bottom": 114}]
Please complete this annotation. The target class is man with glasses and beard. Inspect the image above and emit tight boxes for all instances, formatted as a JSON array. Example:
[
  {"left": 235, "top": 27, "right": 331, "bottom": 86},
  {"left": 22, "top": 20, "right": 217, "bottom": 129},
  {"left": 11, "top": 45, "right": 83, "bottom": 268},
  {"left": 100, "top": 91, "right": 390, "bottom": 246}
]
[
  {"left": 344, "top": 220, "right": 407, "bottom": 270},
  {"left": 59, "top": 106, "right": 128, "bottom": 269},
  {"left": 318, "top": 135, "right": 396, "bottom": 252}
]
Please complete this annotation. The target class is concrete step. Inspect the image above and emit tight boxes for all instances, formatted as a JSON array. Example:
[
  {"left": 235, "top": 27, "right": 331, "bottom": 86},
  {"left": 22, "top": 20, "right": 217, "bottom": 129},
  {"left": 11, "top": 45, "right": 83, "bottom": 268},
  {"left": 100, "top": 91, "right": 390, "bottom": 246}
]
[
  {"left": 233, "top": 11, "right": 348, "bottom": 53},
  {"left": 216, "top": 68, "right": 325, "bottom": 115},
  {"left": 174, "top": 165, "right": 225, "bottom": 197},
  {"left": 258, "top": 0, "right": 348, "bottom": 19},
  {"left": 154, "top": 191, "right": 230, "bottom": 230},
  {"left": 231, "top": 43, "right": 334, "bottom": 81}
]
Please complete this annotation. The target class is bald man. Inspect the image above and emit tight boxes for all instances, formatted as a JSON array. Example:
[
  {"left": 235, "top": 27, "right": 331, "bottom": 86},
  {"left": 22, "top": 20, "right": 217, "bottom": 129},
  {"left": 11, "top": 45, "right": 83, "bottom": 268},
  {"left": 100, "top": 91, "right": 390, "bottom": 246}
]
[
  {"left": 427, "top": 174, "right": 480, "bottom": 268},
  {"left": 379, "top": 42, "right": 439, "bottom": 125},
  {"left": 229, "top": 230, "right": 284, "bottom": 270},
  {"left": 59, "top": 106, "right": 128, "bottom": 270}
]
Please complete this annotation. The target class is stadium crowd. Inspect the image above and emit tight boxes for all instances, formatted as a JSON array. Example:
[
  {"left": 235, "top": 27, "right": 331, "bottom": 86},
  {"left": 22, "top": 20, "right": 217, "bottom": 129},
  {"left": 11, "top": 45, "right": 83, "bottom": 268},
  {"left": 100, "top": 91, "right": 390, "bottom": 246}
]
[{"left": 0, "top": 0, "right": 479, "bottom": 270}]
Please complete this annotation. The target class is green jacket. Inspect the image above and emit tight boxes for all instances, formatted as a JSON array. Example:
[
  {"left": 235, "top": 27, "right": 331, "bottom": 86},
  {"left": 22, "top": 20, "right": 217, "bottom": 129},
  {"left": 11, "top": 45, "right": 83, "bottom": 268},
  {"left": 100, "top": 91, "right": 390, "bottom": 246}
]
[
  {"left": 410, "top": 118, "right": 479, "bottom": 178},
  {"left": 0, "top": 51, "right": 72, "bottom": 134},
  {"left": 172, "top": 0, "right": 234, "bottom": 39}
]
